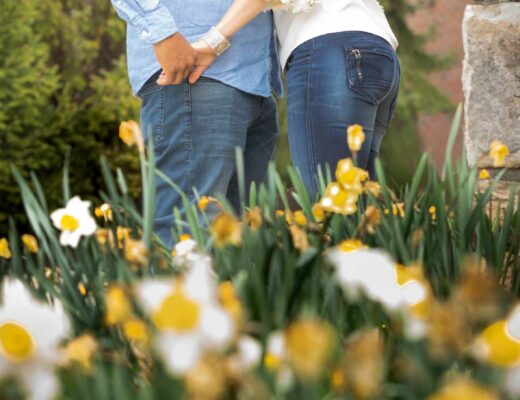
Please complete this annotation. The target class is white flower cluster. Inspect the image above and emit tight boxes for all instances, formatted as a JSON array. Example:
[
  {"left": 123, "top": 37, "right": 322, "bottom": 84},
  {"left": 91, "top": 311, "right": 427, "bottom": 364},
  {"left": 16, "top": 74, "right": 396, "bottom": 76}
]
[{"left": 269, "top": 0, "right": 320, "bottom": 13}]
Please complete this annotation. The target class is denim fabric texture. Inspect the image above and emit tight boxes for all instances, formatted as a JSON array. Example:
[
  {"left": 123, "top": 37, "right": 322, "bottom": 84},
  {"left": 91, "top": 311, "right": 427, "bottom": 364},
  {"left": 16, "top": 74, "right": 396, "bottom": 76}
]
[
  {"left": 139, "top": 75, "right": 278, "bottom": 247},
  {"left": 285, "top": 31, "right": 401, "bottom": 198},
  {"left": 111, "top": 0, "right": 282, "bottom": 97}
]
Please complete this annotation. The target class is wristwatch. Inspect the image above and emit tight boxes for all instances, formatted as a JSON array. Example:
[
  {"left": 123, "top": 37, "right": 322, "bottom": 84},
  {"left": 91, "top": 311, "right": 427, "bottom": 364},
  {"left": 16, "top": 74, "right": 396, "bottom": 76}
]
[{"left": 201, "top": 27, "right": 231, "bottom": 57}]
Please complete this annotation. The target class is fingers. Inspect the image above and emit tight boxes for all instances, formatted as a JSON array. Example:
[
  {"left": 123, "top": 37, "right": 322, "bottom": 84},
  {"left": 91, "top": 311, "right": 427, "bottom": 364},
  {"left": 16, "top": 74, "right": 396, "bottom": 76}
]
[
  {"left": 156, "top": 70, "right": 185, "bottom": 86},
  {"left": 188, "top": 65, "right": 207, "bottom": 85}
]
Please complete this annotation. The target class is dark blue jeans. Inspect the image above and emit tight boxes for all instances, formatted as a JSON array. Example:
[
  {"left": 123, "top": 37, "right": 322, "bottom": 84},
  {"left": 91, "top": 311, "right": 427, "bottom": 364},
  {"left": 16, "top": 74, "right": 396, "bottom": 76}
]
[
  {"left": 286, "top": 31, "right": 401, "bottom": 198},
  {"left": 138, "top": 75, "right": 278, "bottom": 247}
]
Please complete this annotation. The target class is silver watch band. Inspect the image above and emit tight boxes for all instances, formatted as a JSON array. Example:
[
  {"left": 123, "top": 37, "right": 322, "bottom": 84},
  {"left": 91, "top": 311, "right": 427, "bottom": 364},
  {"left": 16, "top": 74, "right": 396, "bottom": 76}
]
[{"left": 201, "top": 27, "right": 231, "bottom": 57}]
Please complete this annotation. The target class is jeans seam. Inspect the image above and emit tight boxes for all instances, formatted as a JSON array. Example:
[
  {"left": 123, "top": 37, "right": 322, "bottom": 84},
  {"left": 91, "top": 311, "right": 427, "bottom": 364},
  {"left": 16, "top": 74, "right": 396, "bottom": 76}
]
[
  {"left": 158, "top": 86, "right": 165, "bottom": 144},
  {"left": 186, "top": 83, "right": 193, "bottom": 199},
  {"left": 305, "top": 42, "right": 318, "bottom": 195}
]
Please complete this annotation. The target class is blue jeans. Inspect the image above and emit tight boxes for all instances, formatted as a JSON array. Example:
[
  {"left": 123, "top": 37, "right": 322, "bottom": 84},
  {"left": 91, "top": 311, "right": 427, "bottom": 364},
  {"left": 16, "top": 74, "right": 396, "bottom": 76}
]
[
  {"left": 138, "top": 75, "right": 278, "bottom": 247},
  {"left": 286, "top": 31, "right": 401, "bottom": 198}
]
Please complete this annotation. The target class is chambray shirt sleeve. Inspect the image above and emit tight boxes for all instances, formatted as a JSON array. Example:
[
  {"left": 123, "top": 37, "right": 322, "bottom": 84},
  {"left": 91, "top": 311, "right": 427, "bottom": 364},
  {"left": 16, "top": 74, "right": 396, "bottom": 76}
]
[{"left": 111, "top": 0, "right": 178, "bottom": 45}]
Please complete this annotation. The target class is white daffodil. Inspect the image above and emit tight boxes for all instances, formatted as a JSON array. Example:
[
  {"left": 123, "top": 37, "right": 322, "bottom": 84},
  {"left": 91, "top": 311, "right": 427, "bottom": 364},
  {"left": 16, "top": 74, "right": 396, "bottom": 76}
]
[
  {"left": 229, "top": 336, "right": 262, "bottom": 371},
  {"left": 50, "top": 196, "right": 96, "bottom": 248},
  {"left": 0, "top": 279, "right": 70, "bottom": 400},
  {"left": 328, "top": 248, "right": 404, "bottom": 310},
  {"left": 171, "top": 237, "right": 211, "bottom": 269},
  {"left": 264, "top": 332, "right": 294, "bottom": 391},
  {"left": 136, "top": 262, "right": 234, "bottom": 375}
]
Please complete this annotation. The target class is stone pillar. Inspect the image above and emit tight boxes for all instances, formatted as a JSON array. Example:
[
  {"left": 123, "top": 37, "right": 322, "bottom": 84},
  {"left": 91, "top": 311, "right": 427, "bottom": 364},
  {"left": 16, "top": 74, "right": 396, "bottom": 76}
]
[{"left": 462, "top": 1, "right": 520, "bottom": 194}]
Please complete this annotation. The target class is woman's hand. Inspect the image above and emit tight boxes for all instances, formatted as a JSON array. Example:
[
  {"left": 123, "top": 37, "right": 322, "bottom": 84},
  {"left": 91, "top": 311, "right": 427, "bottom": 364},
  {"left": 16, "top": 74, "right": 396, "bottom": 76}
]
[
  {"left": 156, "top": 40, "right": 216, "bottom": 86},
  {"left": 188, "top": 40, "right": 217, "bottom": 84}
]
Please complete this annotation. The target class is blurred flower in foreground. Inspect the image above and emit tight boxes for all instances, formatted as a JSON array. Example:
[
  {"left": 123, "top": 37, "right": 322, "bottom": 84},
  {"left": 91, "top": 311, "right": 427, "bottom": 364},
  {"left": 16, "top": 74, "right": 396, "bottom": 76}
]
[
  {"left": 218, "top": 281, "right": 243, "bottom": 322},
  {"left": 312, "top": 203, "right": 325, "bottom": 222},
  {"left": 105, "top": 286, "right": 132, "bottom": 326},
  {"left": 285, "top": 319, "right": 335, "bottom": 380},
  {"left": 472, "top": 304, "right": 520, "bottom": 367},
  {"left": 232, "top": 336, "right": 262, "bottom": 370},
  {"left": 124, "top": 238, "right": 149, "bottom": 267},
  {"left": 94, "top": 203, "right": 113, "bottom": 222},
  {"left": 119, "top": 120, "right": 144, "bottom": 152},
  {"left": 64, "top": 334, "right": 98, "bottom": 371},
  {"left": 328, "top": 248, "right": 403, "bottom": 310},
  {"left": 347, "top": 124, "right": 365, "bottom": 153},
  {"left": 136, "top": 262, "right": 234, "bottom": 375},
  {"left": 50, "top": 196, "right": 96, "bottom": 248},
  {"left": 211, "top": 212, "right": 242, "bottom": 248},
  {"left": 122, "top": 319, "right": 149, "bottom": 343},
  {"left": 0, "top": 279, "right": 70, "bottom": 400},
  {"left": 245, "top": 207, "right": 263, "bottom": 231},
  {"left": 289, "top": 225, "right": 309, "bottom": 253},
  {"left": 359, "top": 205, "right": 381, "bottom": 234},
  {"left": 489, "top": 140, "right": 509, "bottom": 168},
  {"left": 21, "top": 234, "right": 39, "bottom": 253},
  {"left": 185, "top": 354, "right": 227, "bottom": 400},
  {"left": 0, "top": 238, "right": 11, "bottom": 259},
  {"left": 264, "top": 331, "right": 294, "bottom": 390},
  {"left": 344, "top": 329, "right": 384, "bottom": 399},
  {"left": 338, "top": 239, "right": 366, "bottom": 253},
  {"left": 428, "top": 377, "right": 498, "bottom": 400}
]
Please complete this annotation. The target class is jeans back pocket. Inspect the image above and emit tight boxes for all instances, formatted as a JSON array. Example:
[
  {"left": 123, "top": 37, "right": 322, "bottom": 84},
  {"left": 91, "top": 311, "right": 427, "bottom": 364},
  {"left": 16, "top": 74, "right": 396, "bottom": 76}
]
[{"left": 346, "top": 45, "right": 395, "bottom": 105}]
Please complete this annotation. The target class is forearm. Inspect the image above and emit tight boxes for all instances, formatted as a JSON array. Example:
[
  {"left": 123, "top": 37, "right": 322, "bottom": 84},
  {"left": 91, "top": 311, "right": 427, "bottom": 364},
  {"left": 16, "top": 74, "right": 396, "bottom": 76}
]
[{"left": 216, "top": 0, "right": 268, "bottom": 39}]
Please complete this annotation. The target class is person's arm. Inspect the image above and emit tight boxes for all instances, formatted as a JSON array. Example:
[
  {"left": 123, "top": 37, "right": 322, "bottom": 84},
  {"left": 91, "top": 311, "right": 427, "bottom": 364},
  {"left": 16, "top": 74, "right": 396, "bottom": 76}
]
[
  {"left": 111, "top": 0, "right": 196, "bottom": 85},
  {"left": 157, "top": 0, "right": 269, "bottom": 86}
]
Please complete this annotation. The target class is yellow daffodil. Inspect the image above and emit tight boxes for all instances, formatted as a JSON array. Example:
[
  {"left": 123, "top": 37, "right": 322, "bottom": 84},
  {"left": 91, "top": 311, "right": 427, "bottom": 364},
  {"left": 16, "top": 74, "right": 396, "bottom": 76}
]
[
  {"left": 64, "top": 334, "right": 98, "bottom": 371},
  {"left": 275, "top": 210, "right": 285, "bottom": 217},
  {"left": 211, "top": 212, "right": 242, "bottom": 248},
  {"left": 21, "top": 234, "right": 39, "bottom": 253},
  {"left": 338, "top": 239, "right": 366, "bottom": 253},
  {"left": 363, "top": 205, "right": 381, "bottom": 234},
  {"left": 429, "top": 206, "right": 437, "bottom": 221},
  {"left": 198, "top": 196, "right": 211, "bottom": 211},
  {"left": 347, "top": 124, "right": 366, "bottom": 153},
  {"left": 0, "top": 238, "right": 11, "bottom": 259},
  {"left": 78, "top": 283, "right": 87, "bottom": 297},
  {"left": 392, "top": 202, "right": 405, "bottom": 218},
  {"left": 0, "top": 279, "right": 70, "bottom": 400},
  {"left": 320, "top": 183, "right": 359, "bottom": 215},
  {"left": 94, "top": 203, "right": 113, "bottom": 222},
  {"left": 50, "top": 196, "right": 96, "bottom": 248},
  {"left": 428, "top": 378, "right": 498, "bottom": 400},
  {"left": 489, "top": 140, "right": 509, "bottom": 168},
  {"left": 122, "top": 319, "right": 149, "bottom": 343},
  {"left": 245, "top": 207, "right": 263, "bottom": 231},
  {"left": 479, "top": 169, "right": 491, "bottom": 180},
  {"left": 119, "top": 120, "right": 144, "bottom": 152},
  {"left": 105, "top": 286, "right": 132, "bottom": 326},
  {"left": 312, "top": 203, "right": 325, "bottom": 222},
  {"left": 289, "top": 225, "right": 309, "bottom": 253},
  {"left": 364, "top": 181, "right": 381, "bottom": 197},
  {"left": 473, "top": 306, "right": 520, "bottom": 367},
  {"left": 218, "top": 281, "right": 243, "bottom": 322},
  {"left": 330, "top": 367, "right": 347, "bottom": 393},
  {"left": 136, "top": 263, "right": 234, "bottom": 375},
  {"left": 335, "top": 158, "right": 368, "bottom": 194},
  {"left": 285, "top": 319, "right": 335, "bottom": 380},
  {"left": 293, "top": 210, "right": 307, "bottom": 226},
  {"left": 124, "top": 238, "right": 149, "bottom": 266}
]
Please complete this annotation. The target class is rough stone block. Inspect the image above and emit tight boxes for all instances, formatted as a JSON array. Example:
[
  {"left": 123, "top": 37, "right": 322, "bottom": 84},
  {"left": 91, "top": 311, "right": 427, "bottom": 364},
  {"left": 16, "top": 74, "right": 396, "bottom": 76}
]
[{"left": 462, "top": 3, "right": 520, "bottom": 170}]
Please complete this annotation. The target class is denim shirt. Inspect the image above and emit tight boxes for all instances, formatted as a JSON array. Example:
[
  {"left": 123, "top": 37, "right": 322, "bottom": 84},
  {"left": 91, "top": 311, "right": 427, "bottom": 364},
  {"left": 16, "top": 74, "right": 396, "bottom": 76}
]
[{"left": 111, "top": 0, "right": 282, "bottom": 97}]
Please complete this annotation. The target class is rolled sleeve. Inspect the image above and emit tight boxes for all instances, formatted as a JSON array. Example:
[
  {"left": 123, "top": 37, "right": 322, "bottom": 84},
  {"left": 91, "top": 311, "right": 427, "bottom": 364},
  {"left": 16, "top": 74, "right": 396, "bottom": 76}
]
[{"left": 112, "top": 1, "right": 178, "bottom": 44}]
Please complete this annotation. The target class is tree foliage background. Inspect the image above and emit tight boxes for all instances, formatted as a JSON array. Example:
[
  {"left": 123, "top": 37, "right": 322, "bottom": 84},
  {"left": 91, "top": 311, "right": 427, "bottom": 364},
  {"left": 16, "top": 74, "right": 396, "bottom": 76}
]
[{"left": 0, "top": 0, "right": 451, "bottom": 233}]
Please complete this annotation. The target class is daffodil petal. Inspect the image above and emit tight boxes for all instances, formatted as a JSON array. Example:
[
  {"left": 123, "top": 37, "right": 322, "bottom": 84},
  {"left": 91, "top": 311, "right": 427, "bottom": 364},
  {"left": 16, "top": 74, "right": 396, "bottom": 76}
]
[
  {"left": 135, "top": 279, "right": 175, "bottom": 314},
  {"left": 19, "top": 365, "right": 59, "bottom": 400},
  {"left": 200, "top": 305, "right": 233, "bottom": 348},
  {"left": 156, "top": 334, "right": 201, "bottom": 375}
]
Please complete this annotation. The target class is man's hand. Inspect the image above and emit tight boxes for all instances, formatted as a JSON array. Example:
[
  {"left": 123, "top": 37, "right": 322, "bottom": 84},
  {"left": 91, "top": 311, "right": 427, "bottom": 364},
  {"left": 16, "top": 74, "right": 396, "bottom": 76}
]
[
  {"left": 154, "top": 33, "right": 196, "bottom": 85},
  {"left": 158, "top": 40, "right": 217, "bottom": 86}
]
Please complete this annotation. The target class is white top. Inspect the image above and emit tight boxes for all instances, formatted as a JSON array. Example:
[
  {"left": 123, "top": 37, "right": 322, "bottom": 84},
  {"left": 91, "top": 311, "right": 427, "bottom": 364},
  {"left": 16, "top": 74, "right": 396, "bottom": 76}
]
[{"left": 274, "top": 0, "right": 399, "bottom": 69}]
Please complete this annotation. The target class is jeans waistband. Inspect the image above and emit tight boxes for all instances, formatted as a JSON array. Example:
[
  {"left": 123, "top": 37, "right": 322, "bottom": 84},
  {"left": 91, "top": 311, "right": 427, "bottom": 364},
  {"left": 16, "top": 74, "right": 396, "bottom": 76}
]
[{"left": 294, "top": 31, "right": 394, "bottom": 55}]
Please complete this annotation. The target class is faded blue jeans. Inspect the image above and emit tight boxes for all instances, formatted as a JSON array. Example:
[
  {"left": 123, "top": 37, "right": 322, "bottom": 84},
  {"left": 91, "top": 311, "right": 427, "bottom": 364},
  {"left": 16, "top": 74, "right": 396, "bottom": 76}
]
[
  {"left": 138, "top": 74, "right": 278, "bottom": 247},
  {"left": 286, "top": 31, "right": 401, "bottom": 198}
]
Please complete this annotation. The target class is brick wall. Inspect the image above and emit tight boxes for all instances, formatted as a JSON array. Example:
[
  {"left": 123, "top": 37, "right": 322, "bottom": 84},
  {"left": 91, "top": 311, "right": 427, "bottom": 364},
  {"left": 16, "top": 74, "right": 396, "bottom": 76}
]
[{"left": 406, "top": 0, "right": 471, "bottom": 168}]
